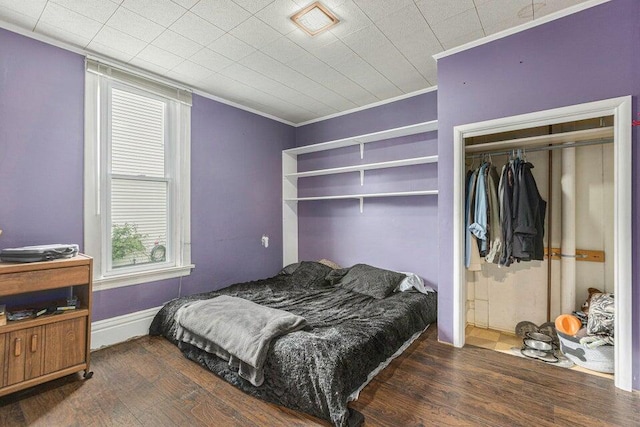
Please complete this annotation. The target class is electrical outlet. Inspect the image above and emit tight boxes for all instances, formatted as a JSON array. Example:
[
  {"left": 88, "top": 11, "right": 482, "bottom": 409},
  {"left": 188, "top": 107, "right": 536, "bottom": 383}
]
[{"left": 261, "top": 235, "right": 269, "bottom": 248}]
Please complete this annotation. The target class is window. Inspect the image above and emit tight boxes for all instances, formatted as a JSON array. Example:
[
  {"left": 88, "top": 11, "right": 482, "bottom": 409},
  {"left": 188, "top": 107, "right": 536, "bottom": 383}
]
[{"left": 85, "top": 60, "right": 193, "bottom": 290}]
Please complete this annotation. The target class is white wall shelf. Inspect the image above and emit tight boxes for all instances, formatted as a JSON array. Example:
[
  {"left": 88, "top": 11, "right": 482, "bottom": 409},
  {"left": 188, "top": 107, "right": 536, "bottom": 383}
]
[
  {"left": 285, "top": 190, "right": 438, "bottom": 202},
  {"left": 284, "top": 120, "right": 438, "bottom": 157},
  {"left": 285, "top": 155, "right": 438, "bottom": 185},
  {"left": 283, "top": 121, "right": 438, "bottom": 266},
  {"left": 285, "top": 190, "right": 438, "bottom": 214}
]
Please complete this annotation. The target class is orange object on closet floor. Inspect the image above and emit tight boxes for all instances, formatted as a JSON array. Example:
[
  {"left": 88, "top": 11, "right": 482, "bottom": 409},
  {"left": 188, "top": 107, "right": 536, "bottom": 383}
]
[{"left": 555, "top": 314, "right": 582, "bottom": 336}]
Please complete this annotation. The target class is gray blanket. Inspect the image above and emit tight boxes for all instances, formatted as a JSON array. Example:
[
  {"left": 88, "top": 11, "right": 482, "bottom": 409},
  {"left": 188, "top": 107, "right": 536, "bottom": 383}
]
[{"left": 175, "top": 295, "right": 307, "bottom": 386}]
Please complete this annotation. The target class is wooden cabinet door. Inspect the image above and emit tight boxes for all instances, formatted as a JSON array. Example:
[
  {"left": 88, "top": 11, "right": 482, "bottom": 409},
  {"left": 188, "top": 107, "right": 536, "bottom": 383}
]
[
  {"left": 6, "top": 326, "right": 44, "bottom": 386},
  {"left": 43, "top": 318, "right": 86, "bottom": 374},
  {"left": 0, "top": 333, "right": 6, "bottom": 387}
]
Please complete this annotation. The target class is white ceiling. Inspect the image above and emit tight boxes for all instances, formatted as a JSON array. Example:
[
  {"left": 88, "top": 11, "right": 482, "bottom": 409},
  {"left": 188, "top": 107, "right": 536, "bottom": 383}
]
[{"left": 0, "top": 0, "right": 589, "bottom": 124}]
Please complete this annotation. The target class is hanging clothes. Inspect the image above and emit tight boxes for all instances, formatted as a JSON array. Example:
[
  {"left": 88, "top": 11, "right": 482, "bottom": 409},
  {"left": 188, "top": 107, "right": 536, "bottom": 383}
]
[
  {"left": 512, "top": 161, "right": 547, "bottom": 261},
  {"left": 467, "top": 153, "right": 547, "bottom": 269},
  {"left": 499, "top": 160, "right": 515, "bottom": 267},
  {"left": 485, "top": 164, "right": 502, "bottom": 264},
  {"left": 465, "top": 169, "right": 483, "bottom": 271},
  {"left": 469, "top": 162, "right": 488, "bottom": 256}
]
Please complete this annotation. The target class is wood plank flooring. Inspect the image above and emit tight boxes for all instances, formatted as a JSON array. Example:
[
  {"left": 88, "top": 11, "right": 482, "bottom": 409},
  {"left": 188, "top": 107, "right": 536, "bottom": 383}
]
[{"left": 1, "top": 325, "right": 638, "bottom": 426}]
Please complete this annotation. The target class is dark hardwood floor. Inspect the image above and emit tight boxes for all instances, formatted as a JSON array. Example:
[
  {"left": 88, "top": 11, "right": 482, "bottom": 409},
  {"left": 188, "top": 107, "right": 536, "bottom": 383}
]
[{"left": 1, "top": 325, "right": 638, "bottom": 426}]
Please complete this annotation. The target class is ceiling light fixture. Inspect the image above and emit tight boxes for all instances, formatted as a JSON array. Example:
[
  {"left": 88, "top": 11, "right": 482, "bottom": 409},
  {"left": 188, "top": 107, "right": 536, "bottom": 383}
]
[{"left": 291, "top": 2, "right": 339, "bottom": 36}]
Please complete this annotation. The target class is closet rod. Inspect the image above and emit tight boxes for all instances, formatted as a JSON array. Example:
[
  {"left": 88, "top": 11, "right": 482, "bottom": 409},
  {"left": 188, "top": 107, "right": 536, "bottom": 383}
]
[{"left": 466, "top": 137, "right": 612, "bottom": 159}]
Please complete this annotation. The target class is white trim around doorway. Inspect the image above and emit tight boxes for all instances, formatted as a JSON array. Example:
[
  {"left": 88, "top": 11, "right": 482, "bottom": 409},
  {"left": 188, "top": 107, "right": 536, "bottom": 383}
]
[{"left": 452, "top": 96, "right": 632, "bottom": 392}]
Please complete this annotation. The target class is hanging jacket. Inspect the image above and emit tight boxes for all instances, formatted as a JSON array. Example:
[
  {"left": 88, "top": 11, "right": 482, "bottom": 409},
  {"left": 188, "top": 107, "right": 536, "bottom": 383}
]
[
  {"left": 512, "top": 162, "right": 547, "bottom": 261},
  {"left": 469, "top": 163, "right": 488, "bottom": 256},
  {"left": 485, "top": 165, "right": 502, "bottom": 264},
  {"left": 465, "top": 169, "right": 483, "bottom": 271},
  {"left": 499, "top": 162, "right": 515, "bottom": 266},
  {"left": 464, "top": 169, "right": 474, "bottom": 268}
]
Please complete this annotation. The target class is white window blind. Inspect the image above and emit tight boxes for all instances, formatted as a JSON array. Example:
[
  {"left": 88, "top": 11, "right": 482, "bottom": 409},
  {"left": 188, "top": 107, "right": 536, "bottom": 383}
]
[{"left": 110, "top": 88, "right": 168, "bottom": 269}]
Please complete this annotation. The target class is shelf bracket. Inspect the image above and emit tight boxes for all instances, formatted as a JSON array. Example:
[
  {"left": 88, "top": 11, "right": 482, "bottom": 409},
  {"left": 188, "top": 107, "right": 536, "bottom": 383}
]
[
  {"left": 359, "top": 142, "right": 364, "bottom": 159},
  {"left": 359, "top": 197, "right": 364, "bottom": 213},
  {"left": 360, "top": 170, "right": 364, "bottom": 186}
]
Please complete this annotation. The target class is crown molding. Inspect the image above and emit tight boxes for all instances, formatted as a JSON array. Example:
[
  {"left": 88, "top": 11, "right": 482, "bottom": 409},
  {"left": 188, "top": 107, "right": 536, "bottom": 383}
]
[{"left": 432, "top": 0, "right": 611, "bottom": 61}]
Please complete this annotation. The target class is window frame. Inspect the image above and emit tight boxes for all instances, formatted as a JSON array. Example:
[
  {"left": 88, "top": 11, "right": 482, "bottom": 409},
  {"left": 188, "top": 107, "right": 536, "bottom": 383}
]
[{"left": 85, "top": 60, "right": 193, "bottom": 291}]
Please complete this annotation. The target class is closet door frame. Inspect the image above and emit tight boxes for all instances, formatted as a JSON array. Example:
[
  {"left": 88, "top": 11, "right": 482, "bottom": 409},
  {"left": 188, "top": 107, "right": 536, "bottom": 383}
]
[{"left": 451, "top": 96, "right": 632, "bottom": 392}]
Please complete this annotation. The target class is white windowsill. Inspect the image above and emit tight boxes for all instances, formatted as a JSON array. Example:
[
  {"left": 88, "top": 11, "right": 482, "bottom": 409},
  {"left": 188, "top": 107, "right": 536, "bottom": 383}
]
[{"left": 93, "top": 264, "right": 195, "bottom": 291}]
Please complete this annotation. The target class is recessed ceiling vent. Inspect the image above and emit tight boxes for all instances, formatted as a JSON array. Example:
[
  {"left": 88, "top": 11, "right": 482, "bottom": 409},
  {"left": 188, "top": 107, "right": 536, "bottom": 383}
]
[{"left": 291, "top": 2, "right": 339, "bottom": 36}]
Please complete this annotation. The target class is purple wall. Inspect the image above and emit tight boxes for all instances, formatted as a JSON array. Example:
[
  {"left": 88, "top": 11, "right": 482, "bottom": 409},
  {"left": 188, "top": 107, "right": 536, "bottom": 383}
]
[
  {"left": 0, "top": 29, "right": 84, "bottom": 249},
  {"left": 436, "top": 0, "right": 640, "bottom": 389},
  {"left": 0, "top": 28, "right": 295, "bottom": 321},
  {"left": 295, "top": 92, "right": 439, "bottom": 287}
]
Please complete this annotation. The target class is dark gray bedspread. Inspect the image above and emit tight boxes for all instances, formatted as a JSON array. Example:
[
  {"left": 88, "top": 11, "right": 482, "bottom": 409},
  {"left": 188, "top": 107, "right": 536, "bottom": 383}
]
[{"left": 149, "top": 264, "right": 437, "bottom": 426}]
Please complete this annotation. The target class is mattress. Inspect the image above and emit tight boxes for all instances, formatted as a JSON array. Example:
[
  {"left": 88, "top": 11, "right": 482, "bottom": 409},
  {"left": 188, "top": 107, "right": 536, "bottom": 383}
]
[{"left": 149, "top": 262, "right": 437, "bottom": 426}]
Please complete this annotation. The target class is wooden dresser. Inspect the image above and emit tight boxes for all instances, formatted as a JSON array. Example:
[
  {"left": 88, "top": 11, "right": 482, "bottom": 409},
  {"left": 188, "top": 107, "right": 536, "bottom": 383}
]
[{"left": 0, "top": 254, "right": 93, "bottom": 397}]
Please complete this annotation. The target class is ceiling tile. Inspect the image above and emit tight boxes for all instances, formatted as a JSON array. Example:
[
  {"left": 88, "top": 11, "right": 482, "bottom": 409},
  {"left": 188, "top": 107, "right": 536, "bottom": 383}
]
[
  {"left": 535, "top": 0, "right": 587, "bottom": 17},
  {"left": 232, "top": 0, "right": 273, "bottom": 14},
  {"left": 129, "top": 56, "right": 171, "bottom": 75},
  {"left": 421, "top": 65, "right": 437, "bottom": 85},
  {"left": 341, "top": 25, "right": 427, "bottom": 92},
  {"left": 152, "top": 29, "right": 203, "bottom": 58},
  {"left": 121, "top": 0, "right": 186, "bottom": 27},
  {"left": 376, "top": 3, "right": 441, "bottom": 49},
  {"left": 135, "top": 44, "right": 184, "bottom": 69},
  {"left": 0, "top": 0, "right": 47, "bottom": 18},
  {"left": 191, "top": 0, "right": 251, "bottom": 31},
  {"left": 170, "top": 0, "right": 199, "bottom": 8},
  {"left": 218, "top": 63, "right": 274, "bottom": 90},
  {"left": 219, "top": 62, "right": 326, "bottom": 113},
  {"left": 375, "top": 3, "right": 442, "bottom": 79},
  {"left": 34, "top": 22, "right": 93, "bottom": 48},
  {"left": 92, "top": 26, "right": 147, "bottom": 56},
  {"left": 169, "top": 11, "right": 225, "bottom": 46},
  {"left": 287, "top": 27, "right": 339, "bottom": 55},
  {"left": 416, "top": 0, "right": 475, "bottom": 26},
  {"left": 230, "top": 16, "right": 281, "bottom": 50},
  {"left": 431, "top": 8, "right": 483, "bottom": 43},
  {"left": 238, "top": 51, "right": 350, "bottom": 108},
  {"left": 441, "top": 28, "right": 485, "bottom": 50},
  {"left": 328, "top": 0, "right": 372, "bottom": 39},
  {"left": 483, "top": 16, "right": 527, "bottom": 35},
  {"left": 208, "top": 33, "right": 256, "bottom": 61},
  {"left": 170, "top": 60, "right": 213, "bottom": 82},
  {"left": 38, "top": 2, "right": 103, "bottom": 40},
  {"left": 190, "top": 47, "right": 234, "bottom": 72},
  {"left": 476, "top": 0, "right": 531, "bottom": 32},
  {"left": 352, "top": 0, "right": 414, "bottom": 22},
  {"left": 51, "top": 0, "right": 119, "bottom": 23},
  {"left": 330, "top": 54, "right": 402, "bottom": 100},
  {"left": 0, "top": 5, "right": 39, "bottom": 28},
  {"left": 86, "top": 40, "right": 137, "bottom": 62},
  {"left": 254, "top": 0, "right": 299, "bottom": 35},
  {"left": 260, "top": 36, "right": 307, "bottom": 64},
  {"left": 106, "top": 7, "right": 164, "bottom": 42},
  {"left": 287, "top": 53, "right": 376, "bottom": 104}
]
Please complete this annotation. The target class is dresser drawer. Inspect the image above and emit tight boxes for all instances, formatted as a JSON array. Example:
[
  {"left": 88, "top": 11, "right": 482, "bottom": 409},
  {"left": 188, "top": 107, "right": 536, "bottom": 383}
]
[{"left": 0, "top": 266, "right": 89, "bottom": 296}]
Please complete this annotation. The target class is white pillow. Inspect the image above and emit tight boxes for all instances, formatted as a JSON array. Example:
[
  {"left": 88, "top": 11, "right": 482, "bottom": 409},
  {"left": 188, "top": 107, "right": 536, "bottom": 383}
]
[{"left": 397, "top": 272, "right": 436, "bottom": 294}]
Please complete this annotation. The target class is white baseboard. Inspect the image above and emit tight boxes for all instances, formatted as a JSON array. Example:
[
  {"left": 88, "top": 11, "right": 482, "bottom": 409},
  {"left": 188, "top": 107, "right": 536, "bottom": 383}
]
[{"left": 91, "top": 306, "right": 162, "bottom": 351}]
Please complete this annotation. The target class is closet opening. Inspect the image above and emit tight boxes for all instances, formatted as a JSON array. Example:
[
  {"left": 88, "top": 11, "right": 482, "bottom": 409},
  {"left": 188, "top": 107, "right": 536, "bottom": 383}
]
[
  {"left": 451, "top": 96, "right": 633, "bottom": 391},
  {"left": 464, "top": 116, "right": 614, "bottom": 380}
]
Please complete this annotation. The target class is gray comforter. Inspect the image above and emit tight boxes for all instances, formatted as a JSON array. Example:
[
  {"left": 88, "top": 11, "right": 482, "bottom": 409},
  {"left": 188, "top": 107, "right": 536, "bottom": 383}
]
[{"left": 150, "top": 262, "right": 437, "bottom": 426}]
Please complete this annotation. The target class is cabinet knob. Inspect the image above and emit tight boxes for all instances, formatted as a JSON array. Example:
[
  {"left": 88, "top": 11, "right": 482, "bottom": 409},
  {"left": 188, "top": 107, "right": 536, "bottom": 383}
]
[
  {"left": 31, "top": 334, "right": 38, "bottom": 353},
  {"left": 14, "top": 337, "right": 22, "bottom": 357}
]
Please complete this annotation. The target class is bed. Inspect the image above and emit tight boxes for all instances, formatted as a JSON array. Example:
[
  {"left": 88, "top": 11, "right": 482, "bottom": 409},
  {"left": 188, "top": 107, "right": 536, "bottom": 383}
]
[{"left": 149, "top": 261, "right": 437, "bottom": 426}]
